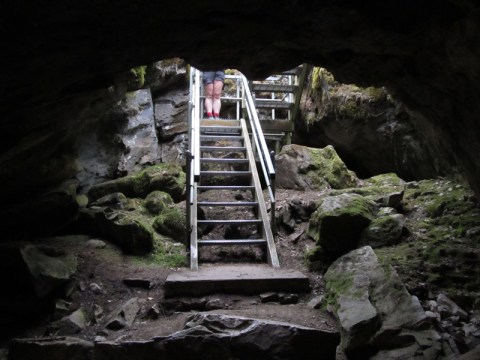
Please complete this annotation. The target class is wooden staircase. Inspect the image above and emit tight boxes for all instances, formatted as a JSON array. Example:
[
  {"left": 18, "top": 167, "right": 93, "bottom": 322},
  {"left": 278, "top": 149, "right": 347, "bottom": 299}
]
[
  {"left": 189, "top": 118, "right": 279, "bottom": 270},
  {"left": 250, "top": 65, "right": 311, "bottom": 151}
]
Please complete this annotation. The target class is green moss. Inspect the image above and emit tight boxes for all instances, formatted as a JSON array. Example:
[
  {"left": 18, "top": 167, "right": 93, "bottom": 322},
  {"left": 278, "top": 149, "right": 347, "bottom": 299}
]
[
  {"left": 307, "top": 145, "right": 357, "bottom": 189},
  {"left": 130, "top": 171, "right": 150, "bottom": 196},
  {"left": 118, "top": 163, "right": 186, "bottom": 200},
  {"left": 151, "top": 252, "right": 187, "bottom": 267},
  {"left": 130, "top": 65, "right": 147, "bottom": 87},
  {"left": 324, "top": 273, "right": 354, "bottom": 309},
  {"left": 318, "top": 194, "right": 376, "bottom": 219},
  {"left": 149, "top": 242, "right": 187, "bottom": 267},
  {"left": 153, "top": 207, "right": 187, "bottom": 241},
  {"left": 374, "top": 178, "right": 480, "bottom": 310},
  {"left": 311, "top": 67, "right": 335, "bottom": 91},
  {"left": 364, "top": 173, "right": 405, "bottom": 188},
  {"left": 144, "top": 191, "right": 173, "bottom": 214},
  {"left": 365, "top": 86, "right": 387, "bottom": 101},
  {"left": 338, "top": 98, "right": 364, "bottom": 119},
  {"left": 133, "top": 238, "right": 187, "bottom": 268}
]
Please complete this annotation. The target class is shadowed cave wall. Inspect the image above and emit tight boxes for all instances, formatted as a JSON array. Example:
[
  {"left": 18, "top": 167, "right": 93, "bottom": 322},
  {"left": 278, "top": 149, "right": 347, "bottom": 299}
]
[{"left": 1, "top": 0, "right": 480, "bottom": 239}]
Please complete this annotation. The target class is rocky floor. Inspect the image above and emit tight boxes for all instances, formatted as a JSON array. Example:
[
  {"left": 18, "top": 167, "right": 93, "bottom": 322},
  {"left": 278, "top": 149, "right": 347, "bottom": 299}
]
[{"left": 2, "top": 178, "right": 480, "bottom": 359}]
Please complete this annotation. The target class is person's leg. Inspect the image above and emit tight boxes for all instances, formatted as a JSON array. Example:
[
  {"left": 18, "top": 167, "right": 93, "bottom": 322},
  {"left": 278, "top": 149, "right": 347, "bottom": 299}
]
[
  {"left": 204, "top": 82, "right": 214, "bottom": 118},
  {"left": 212, "top": 80, "right": 223, "bottom": 118},
  {"left": 203, "top": 71, "right": 216, "bottom": 118}
]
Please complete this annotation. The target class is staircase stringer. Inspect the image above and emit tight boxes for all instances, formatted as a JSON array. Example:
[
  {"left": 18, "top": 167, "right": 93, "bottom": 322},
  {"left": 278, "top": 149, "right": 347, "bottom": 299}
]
[{"left": 240, "top": 119, "right": 279, "bottom": 268}]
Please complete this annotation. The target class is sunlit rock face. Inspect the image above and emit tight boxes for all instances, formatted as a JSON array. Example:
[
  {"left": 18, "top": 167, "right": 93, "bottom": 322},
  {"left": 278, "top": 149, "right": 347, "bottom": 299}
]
[{"left": 1, "top": 1, "right": 480, "bottom": 239}]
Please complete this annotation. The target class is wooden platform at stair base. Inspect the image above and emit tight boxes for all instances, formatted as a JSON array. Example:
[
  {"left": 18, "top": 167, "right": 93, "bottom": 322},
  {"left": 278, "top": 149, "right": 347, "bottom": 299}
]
[{"left": 164, "top": 265, "right": 310, "bottom": 297}]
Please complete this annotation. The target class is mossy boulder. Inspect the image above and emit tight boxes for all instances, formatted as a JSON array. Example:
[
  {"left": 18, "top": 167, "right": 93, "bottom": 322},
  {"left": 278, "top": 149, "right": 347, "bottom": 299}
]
[
  {"left": 21, "top": 244, "right": 78, "bottom": 298},
  {"left": 363, "top": 173, "right": 405, "bottom": 188},
  {"left": 276, "top": 144, "right": 358, "bottom": 190},
  {"left": 88, "top": 163, "right": 185, "bottom": 202},
  {"left": 79, "top": 208, "right": 154, "bottom": 255},
  {"left": 91, "top": 192, "right": 128, "bottom": 209},
  {"left": 324, "top": 246, "right": 439, "bottom": 357},
  {"left": 360, "top": 214, "right": 405, "bottom": 248},
  {"left": 308, "top": 193, "right": 376, "bottom": 256},
  {"left": 144, "top": 191, "right": 173, "bottom": 214},
  {"left": 153, "top": 207, "right": 187, "bottom": 242}
]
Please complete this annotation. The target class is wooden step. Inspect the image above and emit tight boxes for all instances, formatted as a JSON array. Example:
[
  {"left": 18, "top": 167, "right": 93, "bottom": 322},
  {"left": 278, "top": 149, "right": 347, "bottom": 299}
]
[
  {"left": 197, "top": 201, "right": 258, "bottom": 207},
  {"left": 251, "top": 83, "right": 298, "bottom": 93},
  {"left": 263, "top": 133, "right": 285, "bottom": 140},
  {"left": 200, "top": 170, "right": 251, "bottom": 177},
  {"left": 254, "top": 99, "right": 293, "bottom": 109},
  {"left": 282, "top": 67, "right": 302, "bottom": 76},
  {"left": 200, "top": 119, "right": 240, "bottom": 126},
  {"left": 200, "top": 146, "right": 246, "bottom": 152},
  {"left": 197, "top": 185, "right": 255, "bottom": 191},
  {"left": 200, "top": 135, "right": 243, "bottom": 141},
  {"left": 200, "top": 126, "right": 242, "bottom": 133},
  {"left": 198, "top": 239, "right": 266, "bottom": 246},
  {"left": 197, "top": 219, "right": 262, "bottom": 226},
  {"left": 165, "top": 265, "right": 310, "bottom": 297},
  {"left": 200, "top": 158, "right": 248, "bottom": 164}
]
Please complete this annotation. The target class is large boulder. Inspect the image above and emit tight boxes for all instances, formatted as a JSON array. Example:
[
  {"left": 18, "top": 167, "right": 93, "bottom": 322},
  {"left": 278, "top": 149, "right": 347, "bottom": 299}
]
[
  {"left": 0, "top": 242, "right": 78, "bottom": 337},
  {"left": 88, "top": 164, "right": 185, "bottom": 202},
  {"left": 79, "top": 207, "right": 155, "bottom": 255},
  {"left": 152, "top": 207, "right": 187, "bottom": 243},
  {"left": 20, "top": 244, "right": 78, "bottom": 298},
  {"left": 144, "top": 190, "right": 173, "bottom": 215},
  {"left": 324, "top": 246, "right": 441, "bottom": 359},
  {"left": 307, "top": 193, "right": 377, "bottom": 256},
  {"left": 275, "top": 144, "right": 358, "bottom": 190},
  {"left": 360, "top": 213, "right": 405, "bottom": 248}
]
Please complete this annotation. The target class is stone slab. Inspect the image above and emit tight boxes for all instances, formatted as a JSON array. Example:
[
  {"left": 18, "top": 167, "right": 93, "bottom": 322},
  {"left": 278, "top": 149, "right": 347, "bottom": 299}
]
[{"left": 165, "top": 265, "right": 310, "bottom": 297}]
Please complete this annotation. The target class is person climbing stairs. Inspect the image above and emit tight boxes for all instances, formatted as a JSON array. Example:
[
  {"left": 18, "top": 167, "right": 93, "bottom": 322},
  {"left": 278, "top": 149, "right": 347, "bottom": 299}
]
[{"left": 185, "top": 66, "right": 307, "bottom": 270}]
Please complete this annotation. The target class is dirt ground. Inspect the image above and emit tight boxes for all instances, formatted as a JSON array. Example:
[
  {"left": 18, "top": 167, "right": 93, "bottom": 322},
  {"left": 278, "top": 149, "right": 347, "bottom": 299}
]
[{"left": 19, "top": 188, "right": 337, "bottom": 343}]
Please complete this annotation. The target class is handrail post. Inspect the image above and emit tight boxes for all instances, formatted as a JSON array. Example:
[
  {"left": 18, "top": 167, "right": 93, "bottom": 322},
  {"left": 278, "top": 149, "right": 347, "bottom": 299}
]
[
  {"left": 185, "top": 150, "right": 193, "bottom": 247},
  {"left": 270, "top": 150, "right": 276, "bottom": 235}
]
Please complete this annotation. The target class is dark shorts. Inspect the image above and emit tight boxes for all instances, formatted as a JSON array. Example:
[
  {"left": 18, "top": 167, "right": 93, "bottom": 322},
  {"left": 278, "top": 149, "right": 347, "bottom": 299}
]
[{"left": 203, "top": 70, "right": 225, "bottom": 84}]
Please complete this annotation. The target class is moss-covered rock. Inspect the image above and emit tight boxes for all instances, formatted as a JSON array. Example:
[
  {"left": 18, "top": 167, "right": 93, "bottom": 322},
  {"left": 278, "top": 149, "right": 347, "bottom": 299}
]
[
  {"left": 91, "top": 192, "right": 128, "bottom": 209},
  {"left": 79, "top": 208, "right": 155, "bottom": 255},
  {"left": 153, "top": 207, "right": 187, "bottom": 242},
  {"left": 308, "top": 193, "right": 377, "bottom": 256},
  {"left": 88, "top": 163, "right": 186, "bottom": 202},
  {"left": 144, "top": 191, "right": 173, "bottom": 214},
  {"left": 324, "top": 246, "right": 439, "bottom": 357},
  {"left": 130, "top": 65, "right": 147, "bottom": 89},
  {"left": 360, "top": 214, "right": 405, "bottom": 248},
  {"left": 375, "top": 177, "right": 480, "bottom": 310},
  {"left": 276, "top": 144, "right": 358, "bottom": 190}
]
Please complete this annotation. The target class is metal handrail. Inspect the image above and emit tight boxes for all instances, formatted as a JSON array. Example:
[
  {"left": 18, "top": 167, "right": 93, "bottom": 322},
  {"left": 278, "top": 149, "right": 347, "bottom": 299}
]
[
  {"left": 241, "top": 75, "right": 276, "bottom": 179},
  {"left": 240, "top": 75, "right": 276, "bottom": 230},
  {"left": 187, "top": 67, "right": 277, "bottom": 236}
]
